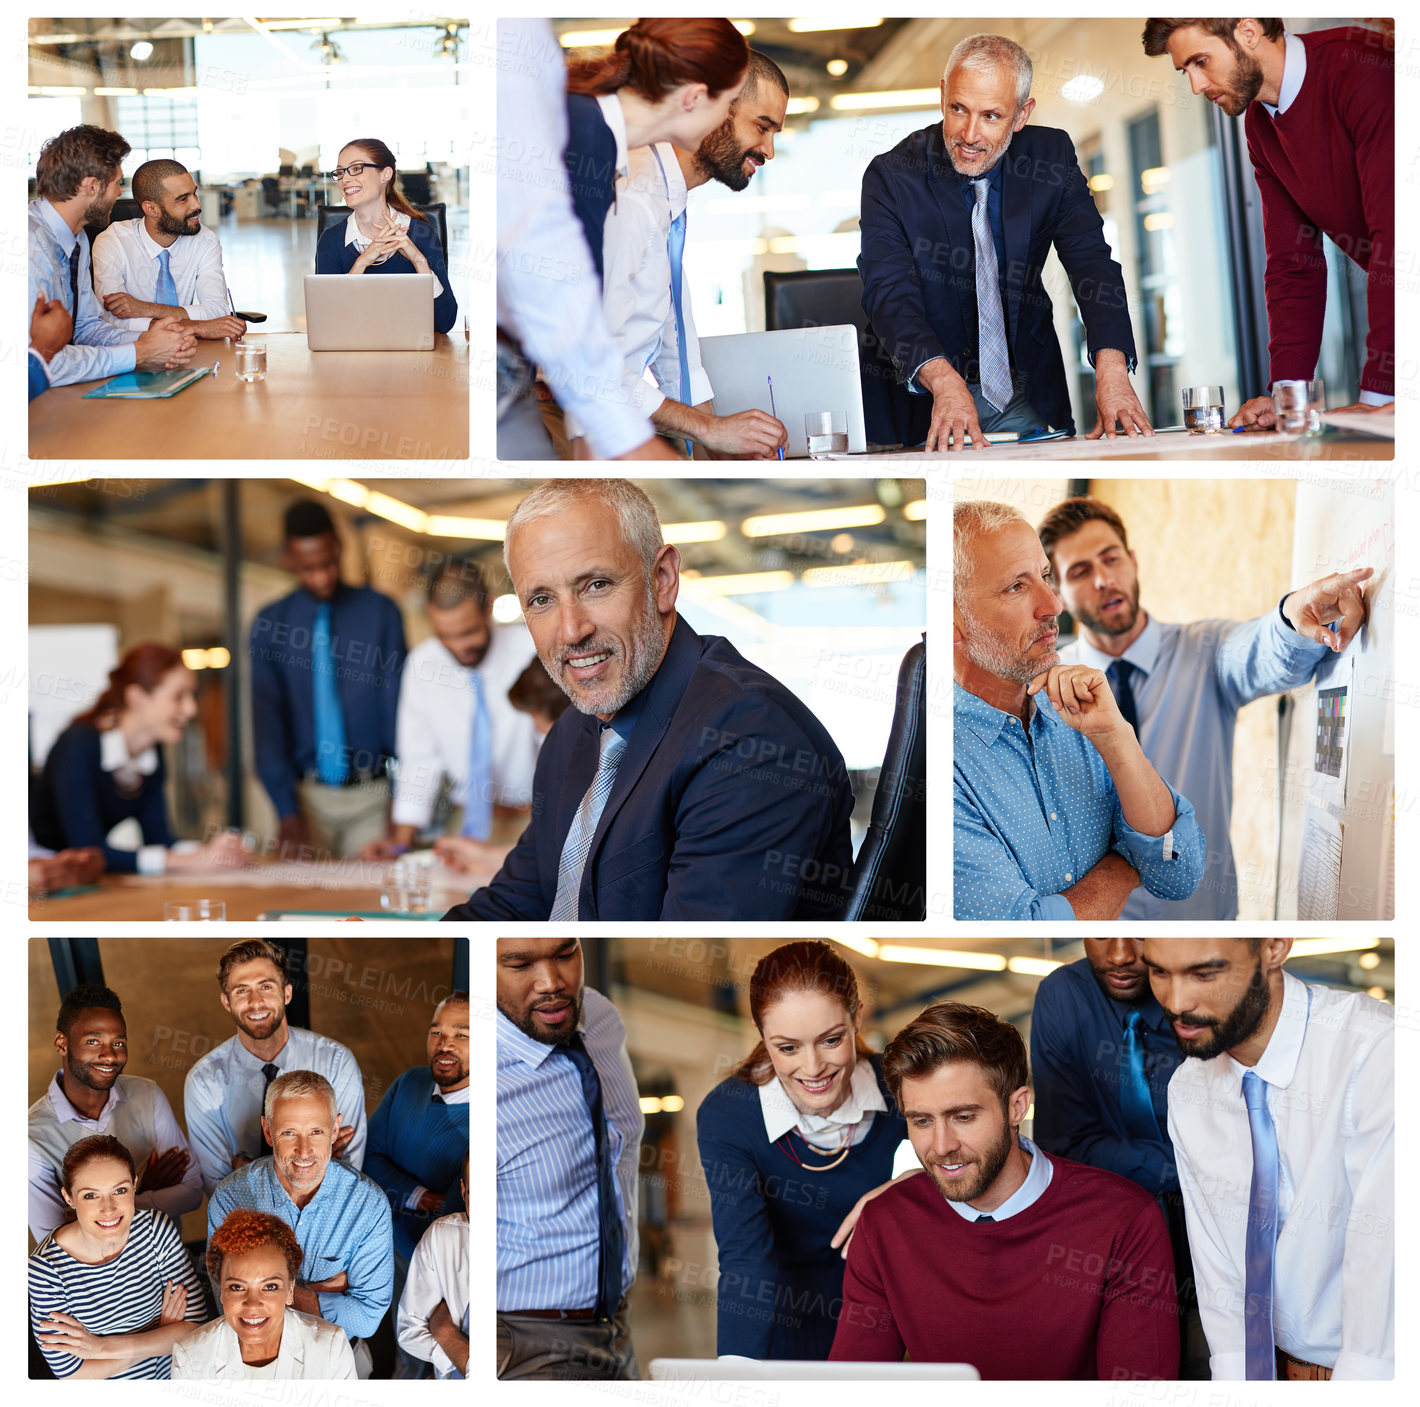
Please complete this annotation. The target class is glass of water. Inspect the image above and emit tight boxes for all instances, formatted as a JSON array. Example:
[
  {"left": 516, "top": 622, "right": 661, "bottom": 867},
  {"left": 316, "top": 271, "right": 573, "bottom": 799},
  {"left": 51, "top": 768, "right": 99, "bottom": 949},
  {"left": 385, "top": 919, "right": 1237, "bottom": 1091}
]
[
  {"left": 164, "top": 899, "right": 226, "bottom": 921},
  {"left": 804, "top": 411, "right": 848, "bottom": 458},
  {"left": 1271, "top": 378, "right": 1325, "bottom": 435},
  {"left": 235, "top": 340, "right": 267, "bottom": 382},
  {"left": 381, "top": 857, "right": 432, "bottom": 913},
  {"left": 1181, "top": 385, "right": 1225, "bottom": 434}
]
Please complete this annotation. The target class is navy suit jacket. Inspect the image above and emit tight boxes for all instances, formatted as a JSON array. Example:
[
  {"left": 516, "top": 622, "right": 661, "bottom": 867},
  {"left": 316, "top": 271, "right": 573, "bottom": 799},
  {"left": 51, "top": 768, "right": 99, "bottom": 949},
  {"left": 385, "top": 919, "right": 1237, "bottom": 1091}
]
[
  {"left": 858, "top": 122, "right": 1136, "bottom": 435},
  {"left": 444, "top": 615, "right": 855, "bottom": 921},
  {"left": 564, "top": 92, "right": 619, "bottom": 285}
]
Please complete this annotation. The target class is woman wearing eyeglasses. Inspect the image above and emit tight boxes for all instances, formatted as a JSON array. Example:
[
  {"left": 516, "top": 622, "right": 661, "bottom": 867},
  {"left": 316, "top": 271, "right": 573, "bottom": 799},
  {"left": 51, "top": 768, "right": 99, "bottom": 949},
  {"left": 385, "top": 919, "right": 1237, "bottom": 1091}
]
[{"left": 315, "top": 137, "right": 457, "bottom": 334}]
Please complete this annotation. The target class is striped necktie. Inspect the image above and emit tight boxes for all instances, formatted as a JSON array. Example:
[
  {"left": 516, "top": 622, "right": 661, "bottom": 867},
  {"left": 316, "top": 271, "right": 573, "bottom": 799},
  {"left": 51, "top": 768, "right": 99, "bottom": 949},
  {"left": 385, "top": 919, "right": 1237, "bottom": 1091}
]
[
  {"left": 1242, "top": 1070, "right": 1280, "bottom": 1380},
  {"left": 971, "top": 178, "right": 1013, "bottom": 413},
  {"left": 548, "top": 727, "right": 627, "bottom": 920}
]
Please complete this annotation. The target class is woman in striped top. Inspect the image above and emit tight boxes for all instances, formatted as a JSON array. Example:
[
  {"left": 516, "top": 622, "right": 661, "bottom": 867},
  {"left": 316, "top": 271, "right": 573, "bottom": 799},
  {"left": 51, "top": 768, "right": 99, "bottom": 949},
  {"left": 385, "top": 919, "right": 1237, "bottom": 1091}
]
[{"left": 29, "top": 1134, "right": 206, "bottom": 1379}]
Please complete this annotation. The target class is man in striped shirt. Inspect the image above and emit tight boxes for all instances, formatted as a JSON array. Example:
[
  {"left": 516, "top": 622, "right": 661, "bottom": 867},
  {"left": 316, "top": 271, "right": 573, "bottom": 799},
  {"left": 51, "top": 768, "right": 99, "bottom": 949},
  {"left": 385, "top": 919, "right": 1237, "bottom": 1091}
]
[{"left": 496, "top": 936, "right": 644, "bottom": 1379}]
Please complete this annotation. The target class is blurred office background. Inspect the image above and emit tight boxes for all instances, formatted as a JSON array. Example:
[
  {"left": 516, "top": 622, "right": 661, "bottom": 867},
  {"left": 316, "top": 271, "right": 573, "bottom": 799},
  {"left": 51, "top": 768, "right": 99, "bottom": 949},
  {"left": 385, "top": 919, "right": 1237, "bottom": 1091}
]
[
  {"left": 567, "top": 936, "right": 1393, "bottom": 1363},
  {"left": 550, "top": 16, "right": 1388, "bottom": 430},
  {"left": 29, "top": 477, "right": 925, "bottom": 855},
  {"left": 27, "top": 16, "right": 470, "bottom": 331}
]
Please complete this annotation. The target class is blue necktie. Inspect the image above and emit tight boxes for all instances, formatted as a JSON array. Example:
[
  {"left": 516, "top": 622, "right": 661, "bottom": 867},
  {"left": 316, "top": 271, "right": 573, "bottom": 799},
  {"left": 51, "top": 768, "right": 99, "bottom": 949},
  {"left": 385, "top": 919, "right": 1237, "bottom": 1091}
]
[
  {"left": 155, "top": 247, "right": 177, "bottom": 308},
  {"left": 460, "top": 670, "right": 493, "bottom": 840},
  {"left": 562, "top": 1036, "right": 625, "bottom": 1320},
  {"left": 312, "top": 603, "right": 349, "bottom": 785},
  {"left": 667, "top": 208, "right": 694, "bottom": 457},
  {"left": 971, "top": 178, "right": 1013, "bottom": 413},
  {"left": 1242, "top": 1070, "right": 1280, "bottom": 1381},
  {"left": 1108, "top": 658, "right": 1140, "bottom": 734},
  {"left": 68, "top": 240, "right": 81, "bottom": 315},
  {"left": 1120, "top": 1008, "right": 1162, "bottom": 1140},
  {"left": 549, "top": 727, "right": 627, "bottom": 920}
]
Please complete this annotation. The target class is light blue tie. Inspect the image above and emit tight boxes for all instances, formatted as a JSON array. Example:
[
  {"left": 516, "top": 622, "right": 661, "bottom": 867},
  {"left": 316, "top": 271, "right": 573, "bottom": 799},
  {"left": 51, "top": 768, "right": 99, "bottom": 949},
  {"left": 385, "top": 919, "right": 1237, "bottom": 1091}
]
[
  {"left": 1120, "top": 1008, "right": 1162, "bottom": 1140},
  {"left": 548, "top": 727, "right": 628, "bottom": 920},
  {"left": 155, "top": 247, "right": 177, "bottom": 308},
  {"left": 971, "top": 179, "right": 1013, "bottom": 413},
  {"left": 1242, "top": 1070, "right": 1280, "bottom": 1381},
  {"left": 312, "top": 603, "right": 348, "bottom": 786},
  {"left": 460, "top": 670, "right": 493, "bottom": 840}
]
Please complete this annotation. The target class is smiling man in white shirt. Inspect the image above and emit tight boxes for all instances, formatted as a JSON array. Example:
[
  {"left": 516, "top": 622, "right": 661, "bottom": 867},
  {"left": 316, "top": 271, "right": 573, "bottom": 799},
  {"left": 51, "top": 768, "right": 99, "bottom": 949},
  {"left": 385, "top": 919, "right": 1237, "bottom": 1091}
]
[
  {"left": 1146, "top": 938, "right": 1393, "bottom": 1382},
  {"left": 92, "top": 159, "right": 246, "bottom": 341}
]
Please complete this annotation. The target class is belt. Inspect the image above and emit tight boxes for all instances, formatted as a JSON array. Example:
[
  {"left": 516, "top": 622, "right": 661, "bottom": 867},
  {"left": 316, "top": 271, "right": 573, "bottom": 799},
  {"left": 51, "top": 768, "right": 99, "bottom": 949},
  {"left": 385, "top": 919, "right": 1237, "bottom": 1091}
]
[
  {"left": 1276, "top": 1347, "right": 1333, "bottom": 1381},
  {"left": 502, "top": 1308, "right": 596, "bottom": 1321},
  {"left": 303, "top": 768, "right": 386, "bottom": 788}
]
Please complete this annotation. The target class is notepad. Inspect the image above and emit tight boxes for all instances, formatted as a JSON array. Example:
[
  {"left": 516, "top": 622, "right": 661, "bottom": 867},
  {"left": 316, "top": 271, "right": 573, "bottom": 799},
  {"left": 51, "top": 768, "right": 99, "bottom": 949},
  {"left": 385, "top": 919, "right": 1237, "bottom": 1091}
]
[{"left": 82, "top": 367, "right": 211, "bottom": 399}]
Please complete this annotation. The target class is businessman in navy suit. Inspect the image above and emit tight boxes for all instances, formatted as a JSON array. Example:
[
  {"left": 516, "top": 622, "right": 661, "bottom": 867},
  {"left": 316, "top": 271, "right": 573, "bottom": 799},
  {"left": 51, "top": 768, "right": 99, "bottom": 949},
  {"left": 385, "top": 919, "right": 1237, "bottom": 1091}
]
[
  {"left": 443, "top": 480, "right": 854, "bottom": 922},
  {"left": 859, "top": 33, "right": 1152, "bottom": 451}
]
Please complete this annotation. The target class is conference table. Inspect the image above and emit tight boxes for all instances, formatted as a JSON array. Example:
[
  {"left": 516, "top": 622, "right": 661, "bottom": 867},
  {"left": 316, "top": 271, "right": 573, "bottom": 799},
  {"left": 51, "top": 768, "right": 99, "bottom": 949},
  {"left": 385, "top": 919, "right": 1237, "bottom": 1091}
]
[
  {"left": 27, "top": 854, "right": 500, "bottom": 923},
  {"left": 28, "top": 332, "right": 468, "bottom": 460}
]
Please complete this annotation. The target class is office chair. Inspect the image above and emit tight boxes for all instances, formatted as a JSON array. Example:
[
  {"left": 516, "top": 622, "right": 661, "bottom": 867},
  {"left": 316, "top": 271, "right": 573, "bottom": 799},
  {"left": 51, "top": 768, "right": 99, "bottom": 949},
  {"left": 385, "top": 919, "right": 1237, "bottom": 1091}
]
[
  {"left": 313, "top": 202, "right": 448, "bottom": 269},
  {"left": 840, "top": 636, "right": 927, "bottom": 922}
]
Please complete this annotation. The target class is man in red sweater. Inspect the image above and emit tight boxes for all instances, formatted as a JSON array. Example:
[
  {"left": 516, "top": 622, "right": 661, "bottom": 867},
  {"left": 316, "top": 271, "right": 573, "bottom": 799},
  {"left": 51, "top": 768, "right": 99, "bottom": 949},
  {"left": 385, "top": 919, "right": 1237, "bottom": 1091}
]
[
  {"left": 830, "top": 1001, "right": 1178, "bottom": 1378},
  {"left": 1142, "top": 19, "right": 1393, "bottom": 427}
]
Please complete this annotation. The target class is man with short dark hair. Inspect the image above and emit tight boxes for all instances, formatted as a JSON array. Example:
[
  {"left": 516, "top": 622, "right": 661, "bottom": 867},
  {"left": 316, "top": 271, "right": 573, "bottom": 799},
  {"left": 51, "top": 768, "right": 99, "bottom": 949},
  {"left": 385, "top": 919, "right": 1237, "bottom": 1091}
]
[
  {"left": 27, "top": 124, "right": 195, "bottom": 387},
  {"left": 249, "top": 499, "right": 406, "bottom": 858},
  {"left": 92, "top": 158, "right": 246, "bottom": 340},
  {"left": 1146, "top": 938, "right": 1393, "bottom": 1381},
  {"left": 576, "top": 49, "right": 792, "bottom": 459},
  {"left": 830, "top": 1000, "right": 1178, "bottom": 1376},
  {"left": 1039, "top": 494, "right": 1372, "bottom": 919},
  {"left": 444, "top": 479, "right": 854, "bottom": 921},
  {"left": 184, "top": 938, "right": 367, "bottom": 1194},
  {"left": 29, "top": 984, "right": 203, "bottom": 1241},
  {"left": 363, "top": 561, "right": 538, "bottom": 861},
  {"left": 1141, "top": 19, "right": 1393, "bottom": 425}
]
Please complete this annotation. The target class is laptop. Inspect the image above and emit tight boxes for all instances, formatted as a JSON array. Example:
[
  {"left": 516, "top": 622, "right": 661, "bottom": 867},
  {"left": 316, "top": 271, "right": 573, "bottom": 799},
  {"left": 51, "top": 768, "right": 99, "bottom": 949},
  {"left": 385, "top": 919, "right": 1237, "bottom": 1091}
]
[
  {"left": 698, "top": 325, "right": 868, "bottom": 457},
  {"left": 303, "top": 273, "right": 435, "bottom": 351},
  {"left": 648, "top": 1358, "right": 979, "bottom": 1381}
]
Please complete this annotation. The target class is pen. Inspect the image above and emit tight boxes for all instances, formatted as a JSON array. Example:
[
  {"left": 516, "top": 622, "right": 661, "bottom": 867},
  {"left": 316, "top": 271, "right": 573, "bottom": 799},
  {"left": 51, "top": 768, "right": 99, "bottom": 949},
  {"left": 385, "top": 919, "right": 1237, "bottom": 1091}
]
[{"left": 768, "top": 375, "right": 784, "bottom": 460}]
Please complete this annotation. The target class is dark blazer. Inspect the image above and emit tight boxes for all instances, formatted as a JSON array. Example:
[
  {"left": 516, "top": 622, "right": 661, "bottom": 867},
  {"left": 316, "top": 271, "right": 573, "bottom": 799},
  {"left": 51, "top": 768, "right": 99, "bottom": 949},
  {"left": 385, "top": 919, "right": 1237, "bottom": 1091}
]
[
  {"left": 564, "top": 92, "right": 619, "bottom": 284},
  {"left": 444, "top": 615, "right": 855, "bottom": 921},
  {"left": 696, "top": 1057, "right": 907, "bottom": 1359},
  {"left": 858, "top": 122, "right": 1136, "bottom": 436},
  {"left": 314, "top": 214, "right": 458, "bottom": 334}
]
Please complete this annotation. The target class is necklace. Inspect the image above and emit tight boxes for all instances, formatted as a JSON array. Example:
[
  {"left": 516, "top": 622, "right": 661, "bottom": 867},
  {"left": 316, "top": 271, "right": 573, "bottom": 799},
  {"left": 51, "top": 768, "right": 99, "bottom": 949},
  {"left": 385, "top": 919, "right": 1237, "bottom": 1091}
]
[{"left": 775, "top": 1124, "right": 853, "bottom": 1172}]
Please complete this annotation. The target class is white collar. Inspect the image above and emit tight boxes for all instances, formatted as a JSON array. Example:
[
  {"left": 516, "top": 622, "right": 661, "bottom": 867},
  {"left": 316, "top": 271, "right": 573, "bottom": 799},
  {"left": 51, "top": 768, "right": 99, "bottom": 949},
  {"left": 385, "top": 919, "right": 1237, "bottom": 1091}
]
[
  {"left": 344, "top": 207, "right": 410, "bottom": 249},
  {"left": 99, "top": 726, "right": 159, "bottom": 777},
  {"left": 1263, "top": 31, "right": 1306, "bottom": 118},
  {"left": 595, "top": 92, "right": 631, "bottom": 178},
  {"left": 1070, "top": 613, "right": 1161, "bottom": 678},
  {"left": 432, "top": 1081, "right": 471, "bottom": 1105},
  {"left": 627, "top": 142, "right": 689, "bottom": 221},
  {"left": 943, "top": 1134, "right": 1054, "bottom": 1222},
  {"left": 1225, "top": 969, "right": 1310, "bottom": 1090},
  {"left": 758, "top": 1057, "right": 886, "bottom": 1143},
  {"left": 137, "top": 220, "right": 176, "bottom": 260}
]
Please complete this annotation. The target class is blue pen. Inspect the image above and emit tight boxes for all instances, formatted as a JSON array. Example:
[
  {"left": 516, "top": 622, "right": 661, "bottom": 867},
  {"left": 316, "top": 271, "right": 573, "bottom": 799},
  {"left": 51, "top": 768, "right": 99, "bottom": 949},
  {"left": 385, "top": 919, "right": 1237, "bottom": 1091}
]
[{"left": 768, "top": 375, "right": 785, "bottom": 460}]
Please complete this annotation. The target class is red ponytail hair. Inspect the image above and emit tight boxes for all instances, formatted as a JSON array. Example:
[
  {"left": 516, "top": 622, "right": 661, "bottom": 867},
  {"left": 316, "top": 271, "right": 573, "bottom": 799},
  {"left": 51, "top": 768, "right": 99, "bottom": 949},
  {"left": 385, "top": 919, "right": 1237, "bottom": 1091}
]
[
  {"left": 566, "top": 18, "right": 748, "bottom": 101},
  {"left": 72, "top": 642, "right": 186, "bottom": 731}
]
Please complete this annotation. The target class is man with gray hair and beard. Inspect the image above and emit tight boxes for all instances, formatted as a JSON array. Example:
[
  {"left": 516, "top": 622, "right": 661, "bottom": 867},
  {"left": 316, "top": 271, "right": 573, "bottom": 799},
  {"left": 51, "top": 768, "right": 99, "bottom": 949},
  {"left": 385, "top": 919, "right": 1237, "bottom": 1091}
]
[
  {"left": 444, "top": 479, "right": 853, "bottom": 921},
  {"left": 953, "top": 499, "right": 1203, "bottom": 920}
]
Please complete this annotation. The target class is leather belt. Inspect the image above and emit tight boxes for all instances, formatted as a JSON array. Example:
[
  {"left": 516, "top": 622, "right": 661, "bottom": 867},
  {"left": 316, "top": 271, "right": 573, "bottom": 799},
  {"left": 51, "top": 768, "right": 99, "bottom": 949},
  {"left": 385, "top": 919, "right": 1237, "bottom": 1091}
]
[
  {"left": 502, "top": 1308, "right": 596, "bottom": 1321},
  {"left": 1276, "top": 1347, "right": 1333, "bottom": 1381}
]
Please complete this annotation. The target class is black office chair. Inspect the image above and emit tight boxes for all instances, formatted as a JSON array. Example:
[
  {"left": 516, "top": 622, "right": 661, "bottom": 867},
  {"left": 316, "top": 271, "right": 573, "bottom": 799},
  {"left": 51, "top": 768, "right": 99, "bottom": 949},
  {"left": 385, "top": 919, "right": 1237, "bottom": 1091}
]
[
  {"left": 109, "top": 197, "right": 143, "bottom": 224},
  {"left": 399, "top": 170, "right": 432, "bottom": 205},
  {"left": 840, "top": 636, "right": 927, "bottom": 922},
  {"left": 261, "top": 175, "right": 284, "bottom": 216},
  {"left": 763, "top": 267, "right": 927, "bottom": 450},
  {"left": 313, "top": 201, "right": 448, "bottom": 269}
]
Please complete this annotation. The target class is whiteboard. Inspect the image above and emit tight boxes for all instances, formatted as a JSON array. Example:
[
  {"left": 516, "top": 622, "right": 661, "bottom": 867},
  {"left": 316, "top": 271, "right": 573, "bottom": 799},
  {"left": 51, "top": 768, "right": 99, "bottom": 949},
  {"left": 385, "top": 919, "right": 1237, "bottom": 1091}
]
[
  {"left": 1274, "top": 479, "right": 1394, "bottom": 920},
  {"left": 28, "top": 625, "right": 119, "bottom": 767}
]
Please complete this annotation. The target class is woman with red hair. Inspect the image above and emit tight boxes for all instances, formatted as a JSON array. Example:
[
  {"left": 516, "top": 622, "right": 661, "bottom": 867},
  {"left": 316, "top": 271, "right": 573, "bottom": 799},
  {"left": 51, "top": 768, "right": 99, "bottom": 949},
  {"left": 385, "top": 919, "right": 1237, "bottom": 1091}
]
[
  {"left": 172, "top": 1209, "right": 356, "bottom": 1379},
  {"left": 30, "top": 642, "right": 250, "bottom": 875},
  {"left": 562, "top": 18, "right": 749, "bottom": 280}
]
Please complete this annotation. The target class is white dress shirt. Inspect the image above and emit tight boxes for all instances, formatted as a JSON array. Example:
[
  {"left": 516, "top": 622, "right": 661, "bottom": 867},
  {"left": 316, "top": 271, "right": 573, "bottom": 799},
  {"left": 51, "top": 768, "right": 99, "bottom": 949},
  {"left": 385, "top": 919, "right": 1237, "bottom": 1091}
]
[
  {"left": 495, "top": 18, "right": 655, "bottom": 458},
  {"left": 1167, "top": 971, "right": 1394, "bottom": 1380},
  {"left": 91, "top": 217, "right": 232, "bottom": 329},
  {"left": 397, "top": 1211, "right": 469, "bottom": 1377},
  {"left": 171, "top": 1307, "right": 357, "bottom": 1380},
  {"left": 391, "top": 626, "right": 540, "bottom": 830},
  {"left": 572, "top": 142, "right": 713, "bottom": 433},
  {"left": 757, "top": 1056, "right": 887, "bottom": 1149}
]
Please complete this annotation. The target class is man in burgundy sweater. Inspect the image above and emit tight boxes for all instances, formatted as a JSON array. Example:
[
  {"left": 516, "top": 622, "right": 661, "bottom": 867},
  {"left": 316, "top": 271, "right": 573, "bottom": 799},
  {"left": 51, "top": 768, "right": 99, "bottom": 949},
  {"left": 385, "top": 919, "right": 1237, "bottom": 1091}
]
[
  {"left": 1142, "top": 19, "right": 1393, "bottom": 427},
  {"left": 830, "top": 1001, "right": 1178, "bottom": 1378}
]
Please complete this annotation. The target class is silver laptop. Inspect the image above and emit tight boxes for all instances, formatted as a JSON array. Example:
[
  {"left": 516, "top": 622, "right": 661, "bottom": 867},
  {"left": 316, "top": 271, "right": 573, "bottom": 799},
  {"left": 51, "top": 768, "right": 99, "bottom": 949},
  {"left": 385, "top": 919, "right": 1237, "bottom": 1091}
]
[
  {"left": 649, "top": 1358, "right": 979, "bottom": 1381},
  {"left": 303, "top": 273, "right": 435, "bottom": 351},
  {"left": 699, "top": 325, "right": 868, "bottom": 457}
]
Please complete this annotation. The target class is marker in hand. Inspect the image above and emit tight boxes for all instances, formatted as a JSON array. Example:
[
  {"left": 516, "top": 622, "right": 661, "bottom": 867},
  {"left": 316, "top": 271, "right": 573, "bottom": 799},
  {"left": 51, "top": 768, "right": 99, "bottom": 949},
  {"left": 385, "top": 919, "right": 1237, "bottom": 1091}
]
[{"left": 768, "top": 375, "right": 785, "bottom": 461}]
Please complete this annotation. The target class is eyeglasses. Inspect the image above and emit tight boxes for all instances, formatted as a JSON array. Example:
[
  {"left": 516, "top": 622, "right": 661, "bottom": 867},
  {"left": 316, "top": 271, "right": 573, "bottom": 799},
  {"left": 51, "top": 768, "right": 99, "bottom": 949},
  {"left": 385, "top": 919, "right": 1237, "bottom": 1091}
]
[{"left": 328, "top": 163, "right": 379, "bottom": 180}]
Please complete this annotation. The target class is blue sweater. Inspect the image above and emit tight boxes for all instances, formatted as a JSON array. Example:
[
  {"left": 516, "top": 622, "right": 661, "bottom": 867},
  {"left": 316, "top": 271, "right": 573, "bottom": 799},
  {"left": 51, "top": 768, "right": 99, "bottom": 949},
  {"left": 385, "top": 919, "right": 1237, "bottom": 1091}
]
[
  {"left": 315, "top": 212, "right": 458, "bottom": 334},
  {"left": 696, "top": 1056, "right": 906, "bottom": 1359},
  {"left": 365, "top": 1066, "right": 469, "bottom": 1260},
  {"left": 30, "top": 721, "right": 173, "bottom": 873}
]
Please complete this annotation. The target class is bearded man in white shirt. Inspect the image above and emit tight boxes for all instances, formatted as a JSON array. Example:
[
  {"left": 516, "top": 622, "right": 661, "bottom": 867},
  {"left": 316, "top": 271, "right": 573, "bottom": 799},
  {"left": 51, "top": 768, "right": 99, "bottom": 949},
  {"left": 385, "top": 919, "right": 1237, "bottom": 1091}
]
[{"left": 1145, "top": 938, "right": 1393, "bottom": 1382}]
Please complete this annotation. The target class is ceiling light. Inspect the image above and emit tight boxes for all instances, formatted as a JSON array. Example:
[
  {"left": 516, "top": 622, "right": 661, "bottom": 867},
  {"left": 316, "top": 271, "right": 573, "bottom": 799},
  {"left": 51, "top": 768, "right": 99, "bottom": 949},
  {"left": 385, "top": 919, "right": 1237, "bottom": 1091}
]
[
  {"left": 878, "top": 946, "right": 1007, "bottom": 971},
  {"left": 1358, "top": 951, "right": 1381, "bottom": 970},
  {"left": 680, "top": 570, "right": 795, "bottom": 597},
  {"left": 742, "top": 504, "right": 886, "bottom": 536},
  {"left": 789, "top": 19, "right": 883, "bottom": 33},
  {"left": 130, "top": 40, "right": 154, "bottom": 61},
  {"left": 206, "top": 647, "right": 231, "bottom": 669},
  {"left": 903, "top": 499, "right": 927, "bottom": 521},
  {"left": 1289, "top": 938, "right": 1379, "bottom": 957},
  {"left": 786, "top": 96, "right": 820, "bottom": 115},
  {"left": 94, "top": 87, "right": 139, "bottom": 96},
  {"left": 827, "top": 58, "right": 849, "bottom": 77},
  {"left": 831, "top": 89, "right": 939, "bottom": 111},
  {"left": 31, "top": 33, "right": 82, "bottom": 44},
  {"left": 364, "top": 492, "right": 428, "bottom": 533},
  {"left": 662, "top": 520, "right": 728, "bottom": 543},
  {"left": 802, "top": 560, "right": 918, "bottom": 587},
  {"left": 1007, "top": 956, "right": 1061, "bottom": 977},
  {"left": 424, "top": 515, "right": 506, "bottom": 540},
  {"left": 1061, "top": 75, "right": 1103, "bottom": 103},
  {"left": 1088, "top": 173, "right": 1115, "bottom": 192},
  {"left": 491, "top": 594, "right": 522, "bottom": 624},
  {"left": 732, "top": 21, "right": 756, "bottom": 37},
  {"left": 32, "top": 86, "right": 88, "bottom": 96},
  {"left": 1142, "top": 212, "right": 1174, "bottom": 232},
  {"left": 834, "top": 936, "right": 880, "bottom": 958}
]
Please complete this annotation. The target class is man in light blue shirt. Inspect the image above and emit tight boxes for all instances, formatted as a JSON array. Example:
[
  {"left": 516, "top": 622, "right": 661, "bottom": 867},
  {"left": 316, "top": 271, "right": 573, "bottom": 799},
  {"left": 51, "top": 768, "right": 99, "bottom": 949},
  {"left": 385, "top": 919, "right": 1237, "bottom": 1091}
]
[
  {"left": 28, "top": 124, "right": 195, "bottom": 389},
  {"left": 208, "top": 1069, "right": 392, "bottom": 1372},
  {"left": 954, "top": 499, "right": 1204, "bottom": 920},
  {"left": 1040, "top": 496, "right": 1371, "bottom": 919},
  {"left": 496, "top": 935, "right": 644, "bottom": 1379}
]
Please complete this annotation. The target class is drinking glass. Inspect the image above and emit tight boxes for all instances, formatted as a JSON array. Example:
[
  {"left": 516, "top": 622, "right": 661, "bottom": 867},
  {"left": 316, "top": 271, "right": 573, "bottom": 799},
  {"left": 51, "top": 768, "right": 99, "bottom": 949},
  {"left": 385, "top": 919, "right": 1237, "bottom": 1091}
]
[
  {"left": 235, "top": 341, "right": 267, "bottom": 382},
  {"left": 164, "top": 899, "right": 226, "bottom": 921},
  {"left": 1181, "top": 385, "right": 1225, "bottom": 434},
  {"left": 804, "top": 411, "right": 848, "bottom": 458},
  {"left": 1271, "top": 378, "right": 1325, "bottom": 435}
]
